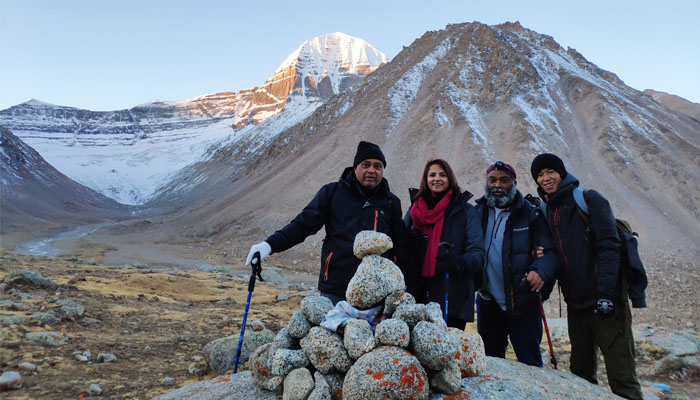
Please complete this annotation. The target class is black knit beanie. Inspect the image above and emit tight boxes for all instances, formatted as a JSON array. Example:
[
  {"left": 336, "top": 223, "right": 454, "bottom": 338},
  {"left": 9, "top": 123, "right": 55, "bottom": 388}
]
[
  {"left": 353, "top": 141, "right": 386, "bottom": 168},
  {"left": 530, "top": 153, "right": 567, "bottom": 181}
]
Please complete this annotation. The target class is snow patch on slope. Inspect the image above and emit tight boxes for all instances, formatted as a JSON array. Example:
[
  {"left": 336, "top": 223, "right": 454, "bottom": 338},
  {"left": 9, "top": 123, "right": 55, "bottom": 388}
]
[
  {"left": 445, "top": 82, "right": 494, "bottom": 160},
  {"left": 388, "top": 36, "right": 458, "bottom": 132},
  {"left": 19, "top": 120, "right": 235, "bottom": 204}
]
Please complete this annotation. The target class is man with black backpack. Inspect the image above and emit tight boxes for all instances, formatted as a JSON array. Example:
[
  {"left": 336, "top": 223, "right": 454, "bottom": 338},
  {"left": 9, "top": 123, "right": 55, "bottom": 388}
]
[{"left": 530, "top": 153, "right": 643, "bottom": 400}]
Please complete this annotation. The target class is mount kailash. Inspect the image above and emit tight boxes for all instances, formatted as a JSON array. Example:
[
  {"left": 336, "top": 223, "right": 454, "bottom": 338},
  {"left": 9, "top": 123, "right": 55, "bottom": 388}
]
[{"left": 0, "top": 32, "right": 386, "bottom": 205}]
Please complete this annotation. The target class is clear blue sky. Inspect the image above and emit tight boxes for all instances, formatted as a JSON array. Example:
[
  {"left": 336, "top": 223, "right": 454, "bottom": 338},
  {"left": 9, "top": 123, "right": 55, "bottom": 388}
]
[{"left": 1, "top": 0, "right": 698, "bottom": 111}]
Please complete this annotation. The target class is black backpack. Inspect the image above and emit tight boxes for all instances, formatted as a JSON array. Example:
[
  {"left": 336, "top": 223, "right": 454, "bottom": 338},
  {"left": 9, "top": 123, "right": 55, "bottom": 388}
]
[{"left": 536, "top": 188, "right": 648, "bottom": 308}]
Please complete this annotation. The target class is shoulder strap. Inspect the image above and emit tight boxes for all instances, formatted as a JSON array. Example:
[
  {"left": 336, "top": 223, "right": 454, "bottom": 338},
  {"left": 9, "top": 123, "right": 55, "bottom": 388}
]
[
  {"left": 536, "top": 188, "right": 588, "bottom": 217},
  {"left": 573, "top": 187, "right": 589, "bottom": 215},
  {"left": 572, "top": 187, "right": 591, "bottom": 225}
]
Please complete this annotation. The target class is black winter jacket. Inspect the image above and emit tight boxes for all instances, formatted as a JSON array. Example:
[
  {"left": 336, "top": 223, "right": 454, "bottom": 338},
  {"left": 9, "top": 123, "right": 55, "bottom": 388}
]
[
  {"left": 266, "top": 167, "right": 406, "bottom": 297},
  {"left": 538, "top": 173, "right": 621, "bottom": 309},
  {"left": 475, "top": 191, "right": 559, "bottom": 316},
  {"left": 404, "top": 190, "right": 485, "bottom": 322}
]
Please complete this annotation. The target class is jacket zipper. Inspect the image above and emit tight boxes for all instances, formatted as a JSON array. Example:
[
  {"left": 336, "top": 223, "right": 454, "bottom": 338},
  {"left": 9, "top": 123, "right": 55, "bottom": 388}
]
[
  {"left": 373, "top": 209, "right": 378, "bottom": 231},
  {"left": 324, "top": 252, "right": 333, "bottom": 281}
]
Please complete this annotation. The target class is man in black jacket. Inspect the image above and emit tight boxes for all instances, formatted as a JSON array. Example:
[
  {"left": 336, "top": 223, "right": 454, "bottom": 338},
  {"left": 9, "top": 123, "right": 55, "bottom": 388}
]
[
  {"left": 531, "top": 153, "right": 642, "bottom": 400},
  {"left": 246, "top": 141, "right": 405, "bottom": 305},
  {"left": 475, "top": 161, "right": 558, "bottom": 367}
]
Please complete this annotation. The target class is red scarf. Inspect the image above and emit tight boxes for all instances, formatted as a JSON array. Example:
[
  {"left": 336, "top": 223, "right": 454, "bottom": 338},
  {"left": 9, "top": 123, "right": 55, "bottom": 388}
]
[{"left": 410, "top": 190, "right": 452, "bottom": 277}]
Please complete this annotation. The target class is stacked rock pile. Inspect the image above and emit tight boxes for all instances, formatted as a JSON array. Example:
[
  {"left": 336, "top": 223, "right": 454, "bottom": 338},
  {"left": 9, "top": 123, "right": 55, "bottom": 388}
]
[{"left": 249, "top": 231, "right": 486, "bottom": 400}]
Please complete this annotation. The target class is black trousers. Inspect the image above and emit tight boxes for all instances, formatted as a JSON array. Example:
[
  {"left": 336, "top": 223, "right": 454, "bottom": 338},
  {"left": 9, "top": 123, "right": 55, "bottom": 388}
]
[{"left": 476, "top": 294, "right": 543, "bottom": 367}]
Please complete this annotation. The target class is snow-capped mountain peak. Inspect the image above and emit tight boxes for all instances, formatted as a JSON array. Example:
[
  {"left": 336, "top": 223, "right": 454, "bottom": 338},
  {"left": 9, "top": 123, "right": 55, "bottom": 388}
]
[
  {"left": 276, "top": 32, "right": 387, "bottom": 95},
  {"left": 0, "top": 33, "right": 386, "bottom": 205}
]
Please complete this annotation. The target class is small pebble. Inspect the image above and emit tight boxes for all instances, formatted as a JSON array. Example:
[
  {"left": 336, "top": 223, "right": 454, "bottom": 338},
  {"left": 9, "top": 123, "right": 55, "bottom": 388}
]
[
  {"left": 17, "top": 361, "right": 37, "bottom": 372},
  {"left": 97, "top": 353, "right": 117, "bottom": 363},
  {"left": 162, "top": 377, "right": 176, "bottom": 387},
  {"left": 89, "top": 383, "right": 102, "bottom": 395},
  {"left": 0, "top": 371, "right": 22, "bottom": 390}
]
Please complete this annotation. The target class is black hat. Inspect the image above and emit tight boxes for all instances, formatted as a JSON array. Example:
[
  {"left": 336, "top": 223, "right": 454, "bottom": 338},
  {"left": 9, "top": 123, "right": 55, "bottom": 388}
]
[
  {"left": 353, "top": 141, "right": 386, "bottom": 168},
  {"left": 530, "top": 153, "right": 567, "bottom": 181}
]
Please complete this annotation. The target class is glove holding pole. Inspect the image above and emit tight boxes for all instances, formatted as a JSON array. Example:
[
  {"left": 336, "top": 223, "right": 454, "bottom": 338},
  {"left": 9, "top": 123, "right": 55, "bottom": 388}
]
[
  {"left": 233, "top": 250, "right": 265, "bottom": 374},
  {"left": 246, "top": 241, "right": 271, "bottom": 266}
]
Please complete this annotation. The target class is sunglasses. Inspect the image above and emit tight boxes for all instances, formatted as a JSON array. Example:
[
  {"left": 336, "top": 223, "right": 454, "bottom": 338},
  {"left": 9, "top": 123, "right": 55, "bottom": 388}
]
[{"left": 488, "top": 161, "right": 516, "bottom": 178}]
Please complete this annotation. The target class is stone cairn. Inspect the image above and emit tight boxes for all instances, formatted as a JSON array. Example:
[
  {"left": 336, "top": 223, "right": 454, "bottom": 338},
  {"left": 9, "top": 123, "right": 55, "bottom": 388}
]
[{"left": 249, "top": 231, "right": 486, "bottom": 400}]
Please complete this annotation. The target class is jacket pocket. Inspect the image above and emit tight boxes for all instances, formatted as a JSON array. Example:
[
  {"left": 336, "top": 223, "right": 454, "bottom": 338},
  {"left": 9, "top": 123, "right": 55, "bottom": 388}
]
[{"left": 324, "top": 251, "right": 333, "bottom": 281}]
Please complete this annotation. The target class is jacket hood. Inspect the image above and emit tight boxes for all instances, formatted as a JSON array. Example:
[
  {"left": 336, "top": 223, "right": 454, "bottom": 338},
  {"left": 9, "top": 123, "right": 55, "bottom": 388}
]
[{"left": 536, "top": 172, "right": 580, "bottom": 201}]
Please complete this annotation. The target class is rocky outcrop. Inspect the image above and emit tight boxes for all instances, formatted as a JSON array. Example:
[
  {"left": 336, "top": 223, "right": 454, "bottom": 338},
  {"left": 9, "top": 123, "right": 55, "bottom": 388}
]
[
  {"left": 154, "top": 356, "right": 627, "bottom": 400},
  {"left": 202, "top": 321, "right": 274, "bottom": 374}
]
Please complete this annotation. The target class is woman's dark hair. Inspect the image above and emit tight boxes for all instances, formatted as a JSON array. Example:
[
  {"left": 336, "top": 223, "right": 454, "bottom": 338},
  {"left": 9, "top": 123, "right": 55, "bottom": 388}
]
[{"left": 412, "top": 159, "right": 462, "bottom": 202}]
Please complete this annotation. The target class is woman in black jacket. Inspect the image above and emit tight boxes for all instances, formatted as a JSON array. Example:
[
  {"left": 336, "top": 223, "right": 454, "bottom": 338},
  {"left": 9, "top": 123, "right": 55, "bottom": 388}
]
[{"left": 404, "top": 159, "right": 485, "bottom": 329}]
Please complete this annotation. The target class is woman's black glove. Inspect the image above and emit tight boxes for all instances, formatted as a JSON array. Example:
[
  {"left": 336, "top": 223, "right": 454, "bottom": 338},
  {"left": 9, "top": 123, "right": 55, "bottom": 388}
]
[{"left": 435, "top": 247, "right": 466, "bottom": 274}]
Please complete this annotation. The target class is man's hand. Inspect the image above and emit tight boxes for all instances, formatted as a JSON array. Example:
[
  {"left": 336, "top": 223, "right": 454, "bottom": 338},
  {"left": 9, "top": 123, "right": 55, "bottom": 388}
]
[
  {"left": 525, "top": 271, "right": 544, "bottom": 292},
  {"left": 246, "top": 242, "right": 272, "bottom": 265},
  {"left": 535, "top": 245, "right": 544, "bottom": 258}
]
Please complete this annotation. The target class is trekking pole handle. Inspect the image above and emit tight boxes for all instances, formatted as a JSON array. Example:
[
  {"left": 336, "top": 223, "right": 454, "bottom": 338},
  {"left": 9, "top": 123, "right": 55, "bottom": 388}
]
[{"left": 249, "top": 252, "right": 264, "bottom": 292}]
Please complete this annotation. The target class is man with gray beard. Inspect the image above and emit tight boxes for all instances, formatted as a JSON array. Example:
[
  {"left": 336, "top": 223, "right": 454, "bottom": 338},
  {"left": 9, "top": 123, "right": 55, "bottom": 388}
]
[{"left": 474, "top": 161, "right": 559, "bottom": 366}]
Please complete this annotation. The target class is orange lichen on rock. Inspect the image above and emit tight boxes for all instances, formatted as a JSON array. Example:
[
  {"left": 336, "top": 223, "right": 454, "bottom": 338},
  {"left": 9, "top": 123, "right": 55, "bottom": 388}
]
[
  {"left": 476, "top": 375, "right": 501, "bottom": 384},
  {"left": 398, "top": 363, "right": 425, "bottom": 393},
  {"left": 442, "top": 389, "right": 471, "bottom": 400},
  {"left": 213, "top": 376, "right": 231, "bottom": 384},
  {"left": 252, "top": 359, "right": 269, "bottom": 378}
]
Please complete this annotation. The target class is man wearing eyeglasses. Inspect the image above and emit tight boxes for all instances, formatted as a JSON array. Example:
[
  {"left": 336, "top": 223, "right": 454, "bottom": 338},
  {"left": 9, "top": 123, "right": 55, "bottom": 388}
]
[
  {"left": 474, "top": 161, "right": 558, "bottom": 367},
  {"left": 245, "top": 141, "right": 406, "bottom": 305}
]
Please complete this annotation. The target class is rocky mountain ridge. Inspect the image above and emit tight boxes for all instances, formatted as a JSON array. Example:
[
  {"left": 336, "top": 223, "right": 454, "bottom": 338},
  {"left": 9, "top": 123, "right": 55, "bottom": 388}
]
[
  {"left": 135, "top": 21, "right": 699, "bottom": 264},
  {"left": 0, "top": 32, "right": 386, "bottom": 204},
  {"left": 643, "top": 89, "right": 700, "bottom": 121}
]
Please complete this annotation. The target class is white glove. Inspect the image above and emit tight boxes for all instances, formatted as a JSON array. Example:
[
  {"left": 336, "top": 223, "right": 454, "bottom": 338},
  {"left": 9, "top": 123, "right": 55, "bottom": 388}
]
[{"left": 246, "top": 241, "right": 272, "bottom": 265}]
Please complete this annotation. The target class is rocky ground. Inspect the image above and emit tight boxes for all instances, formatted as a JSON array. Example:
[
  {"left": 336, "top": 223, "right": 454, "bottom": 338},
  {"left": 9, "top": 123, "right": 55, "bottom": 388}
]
[{"left": 0, "top": 250, "right": 698, "bottom": 399}]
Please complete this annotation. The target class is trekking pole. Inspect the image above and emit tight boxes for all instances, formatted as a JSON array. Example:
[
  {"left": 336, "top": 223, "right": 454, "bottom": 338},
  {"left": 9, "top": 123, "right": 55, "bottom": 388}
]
[
  {"left": 438, "top": 242, "right": 454, "bottom": 324},
  {"left": 233, "top": 252, "right": 264, "bottom": 374},
  {"left": 539, "top": 298, "right": 558, "bottom": 370},
  {"left": 444, "top": 272, "right": 449, "bottom": 323}
]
